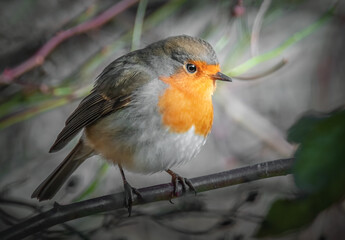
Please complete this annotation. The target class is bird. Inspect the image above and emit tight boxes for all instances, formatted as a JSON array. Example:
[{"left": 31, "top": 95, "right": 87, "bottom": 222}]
[{"left": 31, "top": 35, "right": 232, "bottom": 215}]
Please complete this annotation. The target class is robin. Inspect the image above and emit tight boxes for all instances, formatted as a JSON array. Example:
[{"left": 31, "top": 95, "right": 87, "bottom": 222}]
[{"left": 32, "top": 35, "right": 232, "bottom": 214}]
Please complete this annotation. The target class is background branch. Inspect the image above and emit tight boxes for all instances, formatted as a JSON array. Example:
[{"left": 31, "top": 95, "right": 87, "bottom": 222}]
[
  {"left": 0, "top": 158, "right": 294, "bottom": 240},
  {"left": 233, "top": 59, "right": 287, "bottom": 80},
  {"left": 0, "top": 0, "right": 139, "bottom": 85}
]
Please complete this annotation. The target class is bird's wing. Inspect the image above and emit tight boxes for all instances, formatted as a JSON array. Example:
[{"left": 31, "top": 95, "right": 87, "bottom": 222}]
[
  {"left": 49, "top": 56, "right": 152, "bottom": 153},
  {"left": 49, "top": 92, "right": 131, "bottom": 152}
]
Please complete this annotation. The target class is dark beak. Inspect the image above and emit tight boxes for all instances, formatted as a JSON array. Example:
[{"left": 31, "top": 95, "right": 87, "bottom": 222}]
[{"left": 212, "top": 72, "right": 232, "bottom": 82}]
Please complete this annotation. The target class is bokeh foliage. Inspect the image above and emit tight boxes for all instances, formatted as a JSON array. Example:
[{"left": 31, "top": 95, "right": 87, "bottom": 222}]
[{"left": 257, "top": 109, "right": 345, "bottom": 237}]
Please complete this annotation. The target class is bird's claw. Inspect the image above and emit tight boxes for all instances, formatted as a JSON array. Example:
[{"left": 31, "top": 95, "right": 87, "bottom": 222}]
[
  {"left": 123, "top": 181, "right": 142, "bottom": 216},
  {"left": 170, "top": 172, "right": 196, "bottom": 198}
]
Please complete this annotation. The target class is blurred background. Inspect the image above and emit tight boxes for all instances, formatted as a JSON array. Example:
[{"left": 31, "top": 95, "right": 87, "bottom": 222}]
[{"left": 0, "top": 0, "right": 344, "bottom": 239}]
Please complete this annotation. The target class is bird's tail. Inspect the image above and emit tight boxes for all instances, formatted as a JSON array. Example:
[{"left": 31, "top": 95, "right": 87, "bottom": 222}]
[{"left": 31, "top": 140, "right": 94, "bottom": 201}]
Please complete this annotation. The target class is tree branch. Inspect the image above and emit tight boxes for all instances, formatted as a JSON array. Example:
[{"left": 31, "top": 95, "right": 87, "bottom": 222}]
[
  {"left": 0, "top": 158, "right": 294, "bottom": 240},
  {"left": 0, "top": 0, "right": 139, "bottom": 85}
]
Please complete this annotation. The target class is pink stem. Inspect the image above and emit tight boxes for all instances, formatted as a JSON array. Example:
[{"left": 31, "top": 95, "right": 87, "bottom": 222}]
[{"left": 0, "top": 0, "right": 139, "bottom": 84}]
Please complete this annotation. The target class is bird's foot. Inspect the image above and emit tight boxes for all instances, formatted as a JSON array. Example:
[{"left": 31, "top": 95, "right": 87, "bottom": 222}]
[
  {"left": 123, "top": 181, "right": 142, "bottom": 216},
  {"left": 166, "top": 169, "right": 196, "bottom": 198}
]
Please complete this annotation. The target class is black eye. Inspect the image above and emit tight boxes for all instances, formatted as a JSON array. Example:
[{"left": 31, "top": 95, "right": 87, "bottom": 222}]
[{"left": 186, "top": 63, "right": 197, "bottom": 73}]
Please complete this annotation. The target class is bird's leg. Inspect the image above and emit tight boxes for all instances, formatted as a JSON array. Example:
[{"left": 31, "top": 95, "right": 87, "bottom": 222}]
[
  {"left": 166, "top": 169, "right": 196, "bottom": 198},
  {"left": 118, "top": 164, "right": 142, "bottom": 216}
]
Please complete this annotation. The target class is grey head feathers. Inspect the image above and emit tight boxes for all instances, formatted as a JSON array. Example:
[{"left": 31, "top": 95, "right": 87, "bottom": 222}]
[
  {"left": 137, "top": 35, "right": 219, "bottom": 77},
  {"left": 158, "top": 35, "right": 219, "bottom": 65},
  {"left": 95, "top": 35, "right": 219, "bottom": 90}
]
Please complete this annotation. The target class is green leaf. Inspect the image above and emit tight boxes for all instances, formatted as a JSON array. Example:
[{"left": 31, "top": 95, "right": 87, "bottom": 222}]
[
  {"left": 287, "top": 111, "right": 329, "bottom": 143},
  {"left": 256, "top": 184, "right": 345, "bottom": 238},
  {"left": 256, "top": 197, "right": 319, "bottom": 237},
  {"left": 131, "top": 0, "right": 148, "bottom": 51},
  {"left": 256, "top": 109, "right": 345, "bottom": 237},
  {"left": 292, "top": 110, "right": 345, "bottom": 193}
]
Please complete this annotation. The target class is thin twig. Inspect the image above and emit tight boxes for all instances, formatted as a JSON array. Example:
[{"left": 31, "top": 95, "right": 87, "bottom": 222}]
[
  {"left": 0, "top": 0, "right": 139, "bottom": 85},
  {"left": 251, "top": 0, "right": 271, "bottom": 56},
  {"left": 216, "top": 90, "right": 294, "bottom": 157},
  {"left": 0, "top": 208, "right": 19, "bottom": 226},
  {"left": 0, "top": 158, "right": 294, "bottom": 240},
  {"left": 228, "top": 4, "right": 335, "bottom": 77},
  {"left": 234, "top": 59, "right": 287, "bottom": 80},
  {"left": 0, "top": 198, "right": 41, "bottom": 211}
]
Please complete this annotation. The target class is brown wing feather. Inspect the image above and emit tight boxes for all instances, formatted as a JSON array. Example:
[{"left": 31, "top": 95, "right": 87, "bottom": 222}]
[
  {"left": 49, "top": 91, "right": 130, "bottom": 153},
  {"left": 49, "top": 49, "right": 153, "bottom": 153}
]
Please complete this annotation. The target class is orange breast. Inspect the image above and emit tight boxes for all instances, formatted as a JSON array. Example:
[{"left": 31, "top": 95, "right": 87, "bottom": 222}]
[{"left": 158, "top": 62, "right": 220, "bottom": 137}]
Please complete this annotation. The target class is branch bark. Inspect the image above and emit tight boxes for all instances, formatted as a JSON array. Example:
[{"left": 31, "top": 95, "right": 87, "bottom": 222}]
[
  {"left": 0, "top": 158, "right": 294, "bottom": 240},
  {"left": 0, "top": 0, "right": 139, "bottom": 85}
]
